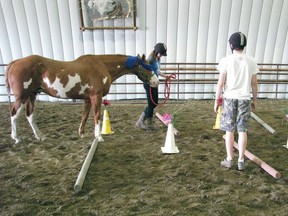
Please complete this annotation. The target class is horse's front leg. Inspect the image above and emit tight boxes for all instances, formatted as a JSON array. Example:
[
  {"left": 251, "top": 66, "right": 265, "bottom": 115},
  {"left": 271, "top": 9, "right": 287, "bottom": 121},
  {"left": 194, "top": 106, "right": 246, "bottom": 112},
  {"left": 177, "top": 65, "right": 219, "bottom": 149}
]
[
  {"left": 90, "top": 94, "right": 104, "bottom": 142},
  {"left": 11, "top": 99, "right": 23, "bottom": 144},
  {"left": 79, "top": 100, "right": 91, "bottom": 138},
  {"left": 25, "top": 95, "right": 45, "bottom": 141}
]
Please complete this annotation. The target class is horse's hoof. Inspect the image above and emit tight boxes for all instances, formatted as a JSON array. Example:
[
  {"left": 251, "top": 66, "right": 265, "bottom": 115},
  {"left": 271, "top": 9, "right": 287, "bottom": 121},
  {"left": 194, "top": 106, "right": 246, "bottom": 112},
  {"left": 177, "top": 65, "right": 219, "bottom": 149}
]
[
  {"left": 36, "top": 136, "right": 46, "bottom": 142},
  {"left": 14, "top": 138, "right": 21, "bottom": 144},
  {"left": 11, "top": 135, "right": 21, "bottom": 144},
  {"left": 97, "top": 136, "right": 104, "bottom": 142}
]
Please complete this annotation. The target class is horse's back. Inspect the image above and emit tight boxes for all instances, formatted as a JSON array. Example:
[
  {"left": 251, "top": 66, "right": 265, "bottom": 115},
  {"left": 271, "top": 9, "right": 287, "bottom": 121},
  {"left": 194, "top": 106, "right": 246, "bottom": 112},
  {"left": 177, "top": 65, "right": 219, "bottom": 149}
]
[{"left": 75, "top": 54, "right": 127, "bottom": 63}]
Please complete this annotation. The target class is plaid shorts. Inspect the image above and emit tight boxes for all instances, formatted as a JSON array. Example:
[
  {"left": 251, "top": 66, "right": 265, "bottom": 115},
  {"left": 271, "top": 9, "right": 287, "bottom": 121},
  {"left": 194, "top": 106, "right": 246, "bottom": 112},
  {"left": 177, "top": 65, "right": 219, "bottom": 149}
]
[{"left": 220, "top": 98, "right": 251, "bottom": 132}]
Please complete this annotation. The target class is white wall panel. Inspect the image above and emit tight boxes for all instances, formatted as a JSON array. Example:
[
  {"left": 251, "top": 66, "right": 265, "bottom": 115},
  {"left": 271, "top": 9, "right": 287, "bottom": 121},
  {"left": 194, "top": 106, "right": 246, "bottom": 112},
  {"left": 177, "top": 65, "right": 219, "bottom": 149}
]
[
  {"left": 228, "top": 0, "right": 241, "bottom": 35},
  {"left": 216, "top": 0, "right": 231, "bottom": 62},
  {"left": 185, "top": 0, "right": 200, "bottom": 99},
  {"left": 145, "top": 0, "right": 157, "bottom": 54},
  {"left": 273, "top": 0, "right": 288, "bottom": 64},
  {"left": 166, "top": 0, "right": 179, "bottom": 98},
  {"left": 195, "top": 0, "right": 211, "bottom": 99},
  {"left": 0, "top": 3, "right": 12, "bottom": 63},
  {"left": 166, "top": 0, "right": 178, "bottom": 63},
  {"left": 34, "top": 0, "right": 53, "bottom": 58},
  {"left": 58, "top": 0, "right": 74, "bottom": 61},
  {"left": 255, "top": 0, "right": 272, "bottom": 63},
  {"left": 156, "top": 0, "right": 168, "bottom": 47},
  {"left": 205, "top": 0, "right": 220, "bottom": 99},
  {"left": 68, "top": 0, "right": 84, "bottom": 59},
  {"left": 263, "top": 0, "right": 282, "bottom": 63},
  {"left": 46, "top": 0, "right": 64, "bottom": 60},
  {"left": 1, "top": 0, "right": 22, "bottom": 59},
  {"left": 264, "top": 0, "right": 283, "bottom": 98},
  {"left": 83, "top": 31, "right": 94, "bottom": 54},
  {"left": 246, "top": 0, "right": 262, "bottom": 57},
  {"left": 0, "top": 0, "right": 287, "bottom": 101},
  {"left": 176, "top": 0, "right": 189, "bottom": 99},
  {"left": 12, "top": 0, "right": 32, "bottom": 57},
  {"left": 23, "top": 0, "right": 43, "bottom": 55},
  {"left": 255, "top": 0, "right": 273, "bottom": 98}
]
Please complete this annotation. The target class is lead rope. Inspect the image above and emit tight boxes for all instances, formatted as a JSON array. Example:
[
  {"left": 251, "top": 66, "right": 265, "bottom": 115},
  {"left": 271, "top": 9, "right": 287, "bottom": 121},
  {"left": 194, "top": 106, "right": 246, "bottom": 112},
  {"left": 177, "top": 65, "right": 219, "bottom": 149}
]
[{"left": 150, "top": 74, "right": 176, "bottom": 106}]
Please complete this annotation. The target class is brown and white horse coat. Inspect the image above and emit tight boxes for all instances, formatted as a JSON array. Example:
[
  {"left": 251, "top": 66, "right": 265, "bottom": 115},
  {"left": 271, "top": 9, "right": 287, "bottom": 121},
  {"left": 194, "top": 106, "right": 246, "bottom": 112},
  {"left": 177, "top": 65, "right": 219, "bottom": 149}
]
[{"left": 6, "top": 54, "right": 159, "bottom": 143}]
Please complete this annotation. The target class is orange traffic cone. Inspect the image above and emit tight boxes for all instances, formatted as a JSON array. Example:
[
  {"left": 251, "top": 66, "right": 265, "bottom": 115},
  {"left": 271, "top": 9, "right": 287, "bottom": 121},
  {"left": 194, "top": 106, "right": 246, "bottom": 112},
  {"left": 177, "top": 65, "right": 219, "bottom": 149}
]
[
  {"left": 161, "top": 123, "right": 179, "bottom": 154},
  {"left": 101, "top": 109, "right": 114, "bottom": 135}
]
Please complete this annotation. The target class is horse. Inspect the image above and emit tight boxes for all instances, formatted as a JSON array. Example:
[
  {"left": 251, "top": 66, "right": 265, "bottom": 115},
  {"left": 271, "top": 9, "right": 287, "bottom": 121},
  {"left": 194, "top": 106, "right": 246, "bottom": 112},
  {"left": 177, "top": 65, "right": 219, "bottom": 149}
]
[{"left": 6, "top": 54, "right": 159, "bottom": 144}]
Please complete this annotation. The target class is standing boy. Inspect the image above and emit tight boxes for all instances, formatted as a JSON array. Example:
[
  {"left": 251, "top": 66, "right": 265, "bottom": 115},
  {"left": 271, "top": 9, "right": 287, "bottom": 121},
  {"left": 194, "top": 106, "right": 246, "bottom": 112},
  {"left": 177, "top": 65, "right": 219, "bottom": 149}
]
[{"left": 214, "top": 32, "right": 258, "bottom": 170}]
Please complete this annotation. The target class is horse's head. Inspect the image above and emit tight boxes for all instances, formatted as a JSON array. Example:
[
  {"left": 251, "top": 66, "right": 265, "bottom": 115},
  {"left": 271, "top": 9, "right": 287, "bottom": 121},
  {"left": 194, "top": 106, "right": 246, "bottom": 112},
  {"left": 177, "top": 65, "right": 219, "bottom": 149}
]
[{"left": 125, "top": 55, "right": 159, "bottom": 88}]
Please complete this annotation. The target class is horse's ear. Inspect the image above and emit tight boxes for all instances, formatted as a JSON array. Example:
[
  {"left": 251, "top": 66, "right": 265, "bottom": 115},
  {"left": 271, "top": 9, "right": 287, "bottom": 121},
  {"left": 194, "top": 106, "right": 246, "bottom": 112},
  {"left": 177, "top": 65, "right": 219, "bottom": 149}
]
[
  {"left": 137, "top": 54, "right": 141, "bottom": 58},
  {"left": 142, "top": 54, "right": 146, "bottom": 61}
]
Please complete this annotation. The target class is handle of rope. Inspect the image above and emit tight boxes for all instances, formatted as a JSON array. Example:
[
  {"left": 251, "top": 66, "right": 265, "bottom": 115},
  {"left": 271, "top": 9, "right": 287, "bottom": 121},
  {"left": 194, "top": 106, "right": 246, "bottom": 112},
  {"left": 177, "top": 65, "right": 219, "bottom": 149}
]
[{"left": 164, "top": 74, "right": 176, "bottom": 99}]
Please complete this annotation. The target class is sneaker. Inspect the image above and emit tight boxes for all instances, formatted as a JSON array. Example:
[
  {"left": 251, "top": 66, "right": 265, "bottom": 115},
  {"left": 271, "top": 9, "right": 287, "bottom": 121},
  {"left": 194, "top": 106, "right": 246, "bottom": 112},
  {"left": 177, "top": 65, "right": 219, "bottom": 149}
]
[
  {"left": 220, "top": 159, "right": 233, "bottom": 168},
  {"left": 238, "top": 162, "right": 246, "bottom": 171}
]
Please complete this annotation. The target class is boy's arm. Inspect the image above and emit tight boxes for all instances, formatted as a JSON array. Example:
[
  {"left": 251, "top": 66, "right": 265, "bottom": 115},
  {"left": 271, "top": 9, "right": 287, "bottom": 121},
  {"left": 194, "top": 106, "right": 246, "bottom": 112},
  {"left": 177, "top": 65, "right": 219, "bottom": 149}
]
[
  {"left": 214, "top": 72, "right": 226, "bottom": 113},
  {"left": 251, "top": 74, "right": 258, "bottom": 110}
]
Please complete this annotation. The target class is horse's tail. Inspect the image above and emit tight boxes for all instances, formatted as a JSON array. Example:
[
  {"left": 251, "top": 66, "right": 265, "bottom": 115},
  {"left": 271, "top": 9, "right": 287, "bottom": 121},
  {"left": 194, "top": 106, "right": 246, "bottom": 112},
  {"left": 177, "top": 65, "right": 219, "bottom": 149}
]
[{"left": 5, "top": 61, "right": 16, "bottom": 115}]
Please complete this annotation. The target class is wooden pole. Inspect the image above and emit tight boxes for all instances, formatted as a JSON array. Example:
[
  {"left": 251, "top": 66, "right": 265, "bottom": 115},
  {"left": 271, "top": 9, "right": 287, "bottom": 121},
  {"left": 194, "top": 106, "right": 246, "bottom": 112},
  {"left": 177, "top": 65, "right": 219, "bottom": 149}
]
[
  {"left": 251, "top": 112, "right": 276, "bottom": 134},
  {"left": 223, "top": 135, "right": 281, "bottom": 179},
  {"left": 74, "top": 139, "right": 98, "bottom": 192}
]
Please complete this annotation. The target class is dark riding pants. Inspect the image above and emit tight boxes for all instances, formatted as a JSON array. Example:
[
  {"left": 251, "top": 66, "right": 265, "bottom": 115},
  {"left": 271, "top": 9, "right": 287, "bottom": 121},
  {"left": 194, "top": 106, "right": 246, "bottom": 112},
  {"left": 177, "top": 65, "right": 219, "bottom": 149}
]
[{"left": 144, "top": 83, "right": 158, "bottom": 118}]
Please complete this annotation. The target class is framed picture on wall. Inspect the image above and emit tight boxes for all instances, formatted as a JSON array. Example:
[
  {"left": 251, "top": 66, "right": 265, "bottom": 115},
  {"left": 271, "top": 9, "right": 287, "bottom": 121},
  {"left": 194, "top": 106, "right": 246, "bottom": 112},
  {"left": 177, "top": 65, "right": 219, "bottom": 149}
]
[{"left": 79, "top": 0, "right": 137, "bottom": 31}]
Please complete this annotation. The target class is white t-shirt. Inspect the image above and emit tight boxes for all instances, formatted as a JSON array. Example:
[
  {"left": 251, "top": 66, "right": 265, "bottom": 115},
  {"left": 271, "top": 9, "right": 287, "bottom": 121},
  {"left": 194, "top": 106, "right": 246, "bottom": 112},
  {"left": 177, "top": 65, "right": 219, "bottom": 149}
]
[{"left": 217, "top": 53, "right": 259, "bottom": 100}]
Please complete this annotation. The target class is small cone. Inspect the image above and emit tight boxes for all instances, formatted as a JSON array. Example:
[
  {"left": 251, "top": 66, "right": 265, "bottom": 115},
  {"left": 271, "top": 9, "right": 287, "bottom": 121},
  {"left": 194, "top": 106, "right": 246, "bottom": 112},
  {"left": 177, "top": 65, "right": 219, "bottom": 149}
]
[
  {"left": 161, "top": 123, "right": 179, "bottom": 154},
  {"left": 101, "top": 109, "right": 114, "bottom": 135},
  {"left": 213, "top": 106, "right": 222, "bottom": 129}
]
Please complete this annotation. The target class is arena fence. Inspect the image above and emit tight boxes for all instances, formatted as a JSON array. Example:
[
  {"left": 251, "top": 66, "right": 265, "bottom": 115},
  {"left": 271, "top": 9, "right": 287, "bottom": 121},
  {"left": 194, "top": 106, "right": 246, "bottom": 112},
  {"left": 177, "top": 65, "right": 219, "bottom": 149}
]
[{"left": 0, "top": 63, "right": 288, "bottom": 101}]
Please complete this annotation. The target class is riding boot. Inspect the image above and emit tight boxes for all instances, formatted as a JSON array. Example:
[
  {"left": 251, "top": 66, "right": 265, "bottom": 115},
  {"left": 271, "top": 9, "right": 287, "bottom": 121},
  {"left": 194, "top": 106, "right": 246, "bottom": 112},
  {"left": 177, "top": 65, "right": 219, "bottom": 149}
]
[
  {"left": 145, "top": 118, "right": 155, "bottom": 130},
  {"left": 135, "top": 112, "right": 148, "bottom": 130}
]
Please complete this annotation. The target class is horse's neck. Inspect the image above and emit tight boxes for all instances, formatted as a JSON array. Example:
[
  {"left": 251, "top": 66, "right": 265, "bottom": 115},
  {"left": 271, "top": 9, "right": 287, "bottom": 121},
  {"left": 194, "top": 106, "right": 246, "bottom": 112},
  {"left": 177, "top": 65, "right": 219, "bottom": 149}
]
[{"left": 101, "top": 56, "right": 131, "bottom": 81}]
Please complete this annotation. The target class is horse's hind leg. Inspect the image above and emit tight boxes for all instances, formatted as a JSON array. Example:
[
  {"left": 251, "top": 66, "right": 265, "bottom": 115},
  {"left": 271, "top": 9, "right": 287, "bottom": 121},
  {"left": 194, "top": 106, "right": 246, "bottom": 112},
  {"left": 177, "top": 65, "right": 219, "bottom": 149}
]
[
  {"left": 79, "top": 100, "right": 91, "bottom": 138},
  {"left": 25, "top": 94, "right": 45, "bottom": 141},
  {"left": 90, "top": 94, "right": 104, "bottom": 142},
  {"left": 11, "top": 98, "right": 24, "bottom": 144}
]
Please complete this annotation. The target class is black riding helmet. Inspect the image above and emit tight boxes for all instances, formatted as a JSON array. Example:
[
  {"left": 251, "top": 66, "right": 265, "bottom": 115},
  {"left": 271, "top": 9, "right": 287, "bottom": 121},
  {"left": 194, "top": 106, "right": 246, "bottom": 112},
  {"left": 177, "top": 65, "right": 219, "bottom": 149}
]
[
  {"left": 229, "top": 32, "right": 247, "bottom": 52},
  {"left": 154, "top": 43, "right": 167, "bottom": 56}
]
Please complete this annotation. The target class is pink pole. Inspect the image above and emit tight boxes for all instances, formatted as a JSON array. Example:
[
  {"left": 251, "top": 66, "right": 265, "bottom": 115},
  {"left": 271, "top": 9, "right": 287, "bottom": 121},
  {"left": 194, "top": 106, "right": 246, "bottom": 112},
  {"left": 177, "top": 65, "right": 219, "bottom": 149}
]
[
  {"left": 156, "top": 112, "right": 179, "bottom": 136},
  {"left": 223, "top": 135, "right": 281, "bottom": 179}
]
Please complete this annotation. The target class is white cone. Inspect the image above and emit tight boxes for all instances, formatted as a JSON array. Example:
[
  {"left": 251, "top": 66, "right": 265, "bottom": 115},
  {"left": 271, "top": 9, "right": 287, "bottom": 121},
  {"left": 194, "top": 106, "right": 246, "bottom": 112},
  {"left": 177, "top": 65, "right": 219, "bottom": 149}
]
[{"left": 161, "top": 123, "right": 179, "bottom": 154}]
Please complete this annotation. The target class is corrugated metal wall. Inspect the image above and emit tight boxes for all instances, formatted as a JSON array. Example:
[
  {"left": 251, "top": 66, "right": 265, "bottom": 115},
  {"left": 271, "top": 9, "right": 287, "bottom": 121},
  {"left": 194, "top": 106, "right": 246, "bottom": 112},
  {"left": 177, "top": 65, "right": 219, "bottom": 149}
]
[{"left": 0, "top": 0, "right": 287, "bottom": 101}]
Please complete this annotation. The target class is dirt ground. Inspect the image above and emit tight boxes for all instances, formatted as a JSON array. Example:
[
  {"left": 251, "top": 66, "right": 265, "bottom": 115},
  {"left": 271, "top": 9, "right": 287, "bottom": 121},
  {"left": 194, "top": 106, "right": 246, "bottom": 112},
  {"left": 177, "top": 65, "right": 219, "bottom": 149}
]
[{"left": 0, "top": 99, "right": 287, "bottom": 216}]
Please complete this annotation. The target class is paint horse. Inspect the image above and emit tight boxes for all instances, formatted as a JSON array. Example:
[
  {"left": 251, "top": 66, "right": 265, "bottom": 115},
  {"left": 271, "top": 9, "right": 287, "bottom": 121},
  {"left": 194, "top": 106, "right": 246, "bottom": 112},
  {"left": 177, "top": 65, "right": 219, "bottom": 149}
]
[{"left": 6, "top": 54, "right": 159, "bottom": 144}]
